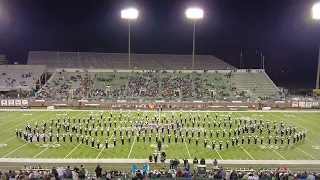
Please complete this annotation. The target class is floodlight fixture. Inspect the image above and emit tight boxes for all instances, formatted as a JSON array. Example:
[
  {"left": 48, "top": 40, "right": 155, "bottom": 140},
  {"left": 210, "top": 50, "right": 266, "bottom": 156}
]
[
  {"left": 186, "top": 8, "right": 204, "bottom": 19},
  {"left": 121, "top": 8, "right": 139, "bottom": 19}
]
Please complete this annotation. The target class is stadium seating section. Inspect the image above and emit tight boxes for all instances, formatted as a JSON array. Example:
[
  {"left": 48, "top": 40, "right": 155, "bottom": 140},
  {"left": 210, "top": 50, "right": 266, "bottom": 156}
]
[
  {"left": 0, "top": 65, "right": 45, "bottom": 91},
  {"left": 28, "top": 51, "right": 236, "bottom": 70},
  {"left": 36, "top": 69, "right": 281, "bottom": 102}
]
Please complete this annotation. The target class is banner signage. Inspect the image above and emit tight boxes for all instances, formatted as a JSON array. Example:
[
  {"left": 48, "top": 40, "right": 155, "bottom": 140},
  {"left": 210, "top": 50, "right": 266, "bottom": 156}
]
[
  {"left": 21, "top": 100, "right": 29, "bottom": 106},
  {"left": 291, "top": 101, "right": 298, "bottom": 108},
  {"left": 15, "top": 100, "right": 22, "bottom": 106},
  {"left": 298, "top": 101, "right": 306, "bottom": 108},
  {"left": 8, "top": 100, "right": 14, "bottom": 106},
  {"left": 0, "top": 100, "right": 7, "bottom": 106},
  {"left": 305, "top": 102, "right": 312, "bottom": 108}
]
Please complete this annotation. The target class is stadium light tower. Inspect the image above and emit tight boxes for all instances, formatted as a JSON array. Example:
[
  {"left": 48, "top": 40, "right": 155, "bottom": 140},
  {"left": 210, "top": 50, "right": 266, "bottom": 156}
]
[
  {"left": 121, "top": 8, "right": 138, "bottom": 69},
  {"left": 186, "top": 8, "right": 203, "bottom": 70},
  {"left": 313, "top": 3, "right": 320, "bottom": 89}
]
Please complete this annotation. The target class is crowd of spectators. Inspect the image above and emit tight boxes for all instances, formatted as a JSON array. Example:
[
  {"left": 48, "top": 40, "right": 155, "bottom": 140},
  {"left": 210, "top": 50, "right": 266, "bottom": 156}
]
[
  {"left": 35, "top": 69, "right": 283, "bottom": 101},
  {"left": 1, "top": 162, "right": 320, "bottom": 180},
  {"left": 126, "top": 72, "right": 159, "bottom": 98},
  {"left": 161, "top": 75, "right": 192, "bottom": 99}
]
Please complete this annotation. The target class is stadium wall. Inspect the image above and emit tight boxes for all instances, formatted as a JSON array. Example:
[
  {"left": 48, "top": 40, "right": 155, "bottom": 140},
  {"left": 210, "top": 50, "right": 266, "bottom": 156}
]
[
  {"left": 26, "top": 101, "right": 291, "bottom": 109},
  {"left": 1, "top": 100, "right": 318, "bottom": 109}
]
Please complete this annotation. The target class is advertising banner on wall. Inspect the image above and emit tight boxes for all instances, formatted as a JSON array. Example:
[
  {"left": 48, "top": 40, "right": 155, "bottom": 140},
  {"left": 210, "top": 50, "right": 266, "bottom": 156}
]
[
  {"left": 15, "top": 100, "right": 22, "bottom": 106},
  {"left": 298, "top": 101, "right": 306, "bottom": 108},
  {"left": 21, "top": 100, "right": 29, "bottom": 106},
  {"left": 305, "top": 102, "right": 313, "bottom": 108},
  {"left": 291, "top": 101, "right": 299, "bottom": 108},
  {"left": 8, "top": 100, "right": 14, "bottom": 106},
  {"left": 0, "top": 100, "right": 7, "bottom": 106},
  {"left": 313, "top": 102, "right": 319, "bottom": 107}
]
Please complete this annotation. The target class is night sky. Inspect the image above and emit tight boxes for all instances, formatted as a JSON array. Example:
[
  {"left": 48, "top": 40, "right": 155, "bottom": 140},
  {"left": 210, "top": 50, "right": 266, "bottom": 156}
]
[{"left": 0, "top": 0, "right": 319, "bottom": 88}]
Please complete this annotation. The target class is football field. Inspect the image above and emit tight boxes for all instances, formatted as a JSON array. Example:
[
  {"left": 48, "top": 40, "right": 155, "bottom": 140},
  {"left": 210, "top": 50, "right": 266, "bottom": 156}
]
[{"left": 0, "top": 109, "right": 320, "bottom": 163}]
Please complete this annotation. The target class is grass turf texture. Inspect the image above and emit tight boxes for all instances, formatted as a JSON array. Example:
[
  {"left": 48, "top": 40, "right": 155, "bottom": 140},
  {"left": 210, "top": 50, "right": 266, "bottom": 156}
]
[{"left": 0, "top": 110, "right": 320, "bottom": 161}]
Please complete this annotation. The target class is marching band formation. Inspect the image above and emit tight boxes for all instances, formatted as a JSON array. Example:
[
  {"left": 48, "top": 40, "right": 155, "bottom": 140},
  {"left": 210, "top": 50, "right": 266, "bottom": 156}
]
[{"left": 15, "top": 110, "right": 307, "bottom": 151}]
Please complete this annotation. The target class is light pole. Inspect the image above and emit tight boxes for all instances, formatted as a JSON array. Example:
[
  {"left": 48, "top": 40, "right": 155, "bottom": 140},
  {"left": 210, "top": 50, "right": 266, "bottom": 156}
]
[
  {"left": 186, "top": 8, "right": 203, "bottom": 70},
  {"left": 313, "top": 3, "right": 320, "bottom": 89},
  {"left": 121, "top": 8, "right": 138, "bottom": 69}
]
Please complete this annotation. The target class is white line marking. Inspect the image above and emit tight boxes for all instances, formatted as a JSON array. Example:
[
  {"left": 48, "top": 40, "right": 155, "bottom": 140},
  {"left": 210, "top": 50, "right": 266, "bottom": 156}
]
[
  {"left": 0, "top": 112, "right": 53, "bottom": 133},
  {"left": 2, "top": 143, "right": 28, "bottom": 158},
  {"left": 96, "top": 134, "right": 115, "bottom": 159},
  {"left": 0, "top": 112, "right": 22, "bottom": 121},
  {"left": 96, "top": 146, "right": 106, "bottom": 159},
  {"left": 33, "top": 141, "right": 57, "bottom": 158},
  {"left": 305, "top": 138, "right": 320, "bottom": 146},
  {"left": 237, "top": 111, "right": 287, "bottom": 160},
  {"left": 64, "top": 143, "right": 81, "bottom": 159},
  {"left": 206, "top": 137, "right": 223, "bottom": 160},
  {"left": 268, "top": 113, "right": 320, "bottom": 136},
  {"left": 238, "top": 144, "right": 255, "bottom": 160},
  {"left": 184, "top": 140, "right": 191, "bottom": 159},
  {"left": 263, "top": 143, "right": 286, "bottom": 160},
  {"left": 127, "top": 135, "right": 137, "bottom": 158},
  {"left": 0, "top": 137, "right": 15, "bottom": 144},
  {"left": 288, "top": 113, "right": 320, "bottom": 128},
  {"left": 293, "top": 145, "right": 316, "bottom": 160},
  {"left": 0, "top": 113, "right": 30, "bottom": 126}
]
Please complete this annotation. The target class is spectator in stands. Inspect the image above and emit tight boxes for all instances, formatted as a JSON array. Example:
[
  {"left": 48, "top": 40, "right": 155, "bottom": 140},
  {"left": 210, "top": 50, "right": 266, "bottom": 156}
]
[
  {"left": 300, "top": 172, "right": 307, "bottom": 179},
  {"left": 65, "top": 166, "right": 72, "bottom": 178},
  {"left": 193, "top": 157, "right": 198, "bottom": 170},
  {"left": 200, "top": 157, "right": 205, "bottom": 165},
  {"left": 73, "top": 166, "right": 79, "bottom": 173},
  {"left": 79, "top": 165, "right": 86, "bottom": 179},
  {"left": 72, "top": 170, "right": 79, "bottom": 180},
  {"left": 57, "top": 167, "right": 64, "bottom": 179},
  {"left": 213, "top": 158, "right": 218, "bottom": 166},
  {"left": 169, "top": 158, "right": 173, "bottom": 169},
  {"left": 230, "top": 170, "right": 238, "bottom": 180},
  {"left": 95, "top": 165, "right": 102, "bottom": 178},
  {"left": 166, "top": 171, "right": 173, "bottom": 178},
  {"left": 307, "top": 172, "right": 315, "bottom": 180},
  {"left": 51, "top": 166, "right": 58, "bottom": 180},
  {"left": 8, "top": 173, "right": 16, "bottom": 180}
]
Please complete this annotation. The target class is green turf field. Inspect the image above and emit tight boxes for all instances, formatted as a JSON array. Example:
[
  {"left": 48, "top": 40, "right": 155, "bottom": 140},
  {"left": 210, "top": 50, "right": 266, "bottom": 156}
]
[{"left": 0, "top": 110, "right": 320, "bottom": 161}]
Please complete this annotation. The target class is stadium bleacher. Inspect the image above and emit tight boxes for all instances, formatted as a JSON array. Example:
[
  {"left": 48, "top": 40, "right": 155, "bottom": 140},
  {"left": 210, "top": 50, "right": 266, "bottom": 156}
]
[
  {"left": 35, "top": 69, "right": 281, "bottom": 102},
  {"left": 27, "top": 51, "right": 236, "bottom": 70},
  {"left": 0, "top": 65, "right": 45, "bottom": 92}
]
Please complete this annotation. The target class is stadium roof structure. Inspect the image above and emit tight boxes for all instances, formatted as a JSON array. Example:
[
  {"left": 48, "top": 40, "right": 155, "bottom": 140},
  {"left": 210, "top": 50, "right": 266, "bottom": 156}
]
[{"left": 27, "top": 51, "right": 236, "bottom": 70}]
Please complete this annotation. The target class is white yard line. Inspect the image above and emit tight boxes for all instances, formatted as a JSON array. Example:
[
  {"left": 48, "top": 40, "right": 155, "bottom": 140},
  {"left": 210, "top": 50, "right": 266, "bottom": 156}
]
[
  {"left": 96, "top": 146, "right": 106, "bottom": 159},
  {"left": 64, "top": 143, "right": 82, "bottom": 159},
  {"left": 0, "top": 112, "right": 22, "bottom": 121},
  {"left": 305, "top": 138, "right": 320, "bottom": 146},
  {"left": 206, "top": 137, "right": 223, "bottom": 160},
  {"left": 2, "top": 143, "right": 28, "bottom": 158},
  {"left": 96, "top": 121, "right": 122, "bottom": 159},
  {"left": 256, "top": 112, "right": 318, "bottom": 160},
  {"left": 0, "top": 113, "right": 30, "bottom": 126},
  {"left": 0, "top": 112, "right": 53, "bottom": 133},
  {"left": 184, "top": 141, "right": 191, "bottom": 159},
  {"left": 297, "top": 113, "right": 320, "bottom": 127},
  {"left": 238, "top": 144, "right": 255, "bottom": 160},
  {"left": 32, "top": 111, "right": 84, "bottom": 159},
  {"left": 96, "top": 134, "right": 115, "bottom": 159},
  {"left": 288, "top": 113, "right": 320, "bottom": 128},
  {"left": 263, "top": 143, "right": 286, "bottom": 160},
  {"left": 268, "top": 113, "right": 320, "bottom": 135},
  {"left": 292, "top": 145, "right": 317, "bottom": 160},
  {"left": 238, "top": 112, "right": 287, "bottom": 160},
  {"left": 33, "top": 141, "right": 57, "bottom": 158},
  {"left": 0, "top": 137, "right": 15, "bottom": 144},
  {"left": 127, "top": 135, "right": 137, "bottom": 158}
]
